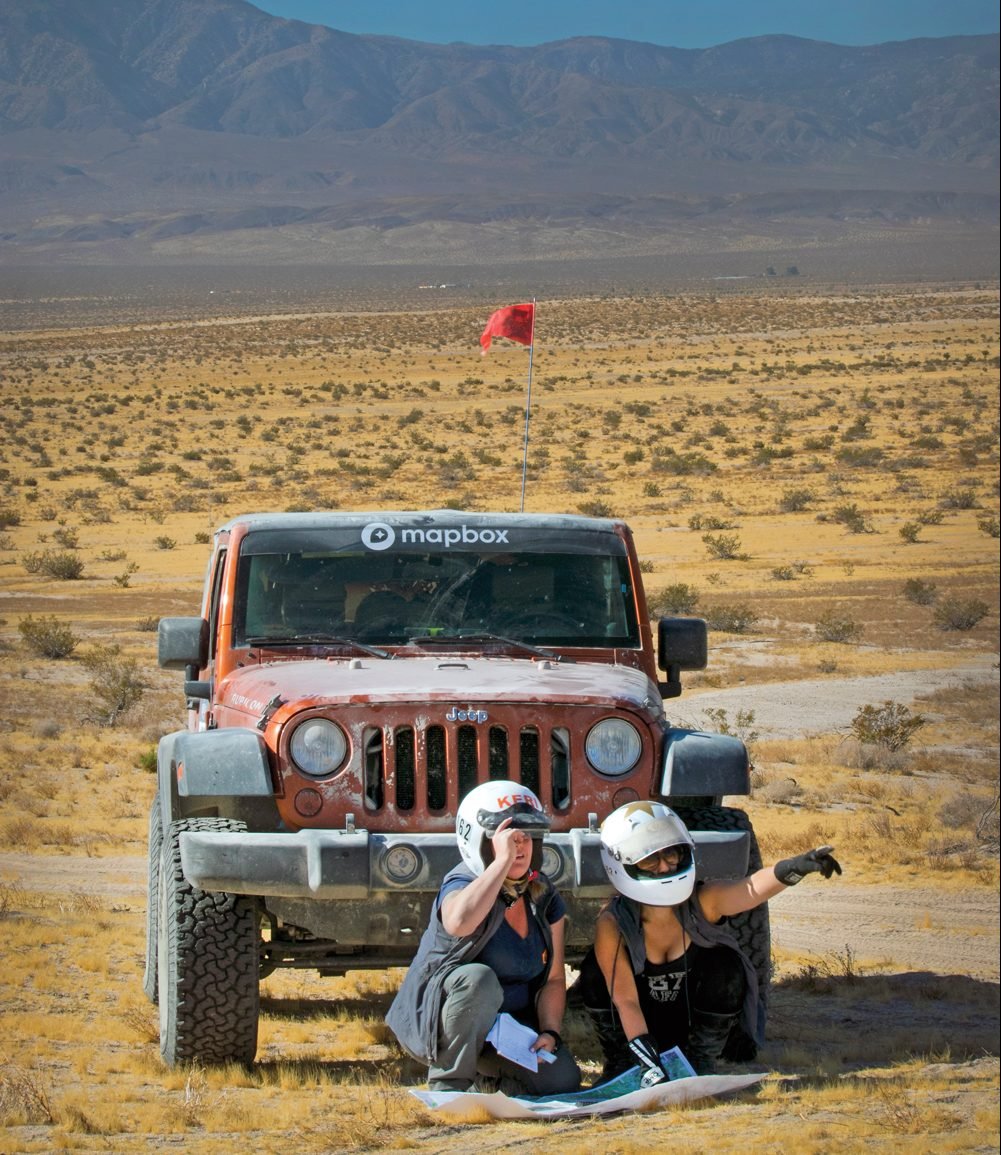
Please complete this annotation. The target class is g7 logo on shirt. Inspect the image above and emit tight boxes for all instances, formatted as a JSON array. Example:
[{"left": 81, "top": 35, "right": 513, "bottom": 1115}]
[{"left": 647, "top": 972, "right": 686, "bottom": 1003}]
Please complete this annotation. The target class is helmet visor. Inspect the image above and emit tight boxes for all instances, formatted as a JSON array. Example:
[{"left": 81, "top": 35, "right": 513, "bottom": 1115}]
[{"left": 606, "top": 814, "right": 692, "bottom": 866}]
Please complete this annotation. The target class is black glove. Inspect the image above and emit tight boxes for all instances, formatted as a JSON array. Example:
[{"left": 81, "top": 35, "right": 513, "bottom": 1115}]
[
  {"left": 628, "top": 1033, "right": 669, "bottom": 1088},
  {"left": 775, "top": 845, "right": 842, "bottom": 886}
]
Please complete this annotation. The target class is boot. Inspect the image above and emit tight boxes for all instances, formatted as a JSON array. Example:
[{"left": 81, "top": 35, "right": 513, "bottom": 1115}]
[
  {"left": 685, "top": 1010, "right": 739, "bottom": 1075},
  {"left": 586, "top": 1007, "right": 634, "bottom": 1085}
]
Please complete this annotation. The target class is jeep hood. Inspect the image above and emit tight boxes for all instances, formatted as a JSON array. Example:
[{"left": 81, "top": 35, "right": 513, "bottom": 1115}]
[{"left": 216, "top": 657, "right": 664, "bottom": 722}]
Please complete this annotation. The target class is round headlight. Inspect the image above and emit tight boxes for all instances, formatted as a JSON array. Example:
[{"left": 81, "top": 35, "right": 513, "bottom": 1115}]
[
  {"left": 585, "top": 718, "right": 642, "bottom": 776},
  {"left": 289, "top": 718, "right": 347, "bottom": 777}
]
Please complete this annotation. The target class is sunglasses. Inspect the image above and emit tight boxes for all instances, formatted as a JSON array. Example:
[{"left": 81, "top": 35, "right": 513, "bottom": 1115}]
[{"left": 634, "top": 846, "right": 685, "bottom": 876}]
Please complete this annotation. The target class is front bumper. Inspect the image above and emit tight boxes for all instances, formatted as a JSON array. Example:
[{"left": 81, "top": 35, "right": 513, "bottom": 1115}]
[{"left": 178, "top": 826, "right": 749, "bottom": 899}]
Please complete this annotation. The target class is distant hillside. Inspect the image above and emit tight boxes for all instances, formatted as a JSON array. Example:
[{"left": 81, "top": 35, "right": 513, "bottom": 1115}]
[{"left": 0, "top": 0, "right": 996, "bottom": 267}]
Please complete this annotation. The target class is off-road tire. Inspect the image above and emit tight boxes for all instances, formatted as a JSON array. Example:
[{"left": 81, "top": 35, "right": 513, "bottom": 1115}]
[
  {"left": 142, "top": 798, "right": 161, "bottom": 1004},
  {"left": 675, "top": 804, "right": 770, "bottom": 1061},
  {"left": 158, "top": 818, "right": 260, "bottom": 1066}
]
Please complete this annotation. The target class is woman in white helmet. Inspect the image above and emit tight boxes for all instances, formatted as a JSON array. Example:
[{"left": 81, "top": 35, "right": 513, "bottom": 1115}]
[
  {"left": 577, "top": 800, "right": 841, "bottom": 1084},
  {"left": 386, "top": 780, "right": 581, "bottom": 1095}
]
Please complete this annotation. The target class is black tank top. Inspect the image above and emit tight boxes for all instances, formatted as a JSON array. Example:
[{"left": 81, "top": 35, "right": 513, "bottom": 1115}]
[{"left": 640, "top": 949, "right": 690, "bottom": 1005}]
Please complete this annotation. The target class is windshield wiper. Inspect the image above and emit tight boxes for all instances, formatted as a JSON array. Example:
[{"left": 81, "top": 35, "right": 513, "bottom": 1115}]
[
  {"left": 246, "top": 635, "right": 392, "bottom": 659},
  {"left": 406, "top": 632, "right": 571, "bottom": 663}
]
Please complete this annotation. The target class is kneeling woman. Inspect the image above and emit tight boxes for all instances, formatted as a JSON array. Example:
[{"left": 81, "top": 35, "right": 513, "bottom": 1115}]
[
  {"left": 578, "top": 801, "right": 841, "bottom": 1083},
  {"left": 387, "top": 781, "right": 581, "bottom": 1095}
]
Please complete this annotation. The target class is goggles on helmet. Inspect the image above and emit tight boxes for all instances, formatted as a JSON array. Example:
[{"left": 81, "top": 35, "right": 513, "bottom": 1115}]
[{"left": 477, "top": 801, "right": 551, "bottom": 838}]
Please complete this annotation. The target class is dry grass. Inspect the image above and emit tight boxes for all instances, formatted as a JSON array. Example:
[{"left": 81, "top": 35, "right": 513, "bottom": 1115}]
[{"left": 0, "top": 282, "right": 997, "bottom": 1151}]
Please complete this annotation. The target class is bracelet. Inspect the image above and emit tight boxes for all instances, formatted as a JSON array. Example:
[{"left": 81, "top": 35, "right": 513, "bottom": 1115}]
[{"left": 538, "top": 1029, "right": 562, "bottom": 1052}]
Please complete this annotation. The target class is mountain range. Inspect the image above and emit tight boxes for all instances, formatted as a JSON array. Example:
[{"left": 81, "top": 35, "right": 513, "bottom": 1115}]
[{"left": 0, "top": 0, "right": 997, "bottom": 270}]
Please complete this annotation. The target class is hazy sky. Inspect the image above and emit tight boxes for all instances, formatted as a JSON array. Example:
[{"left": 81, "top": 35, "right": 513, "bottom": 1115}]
[{"left": 253, "top": 0, "right": 999, "bottom": 48}]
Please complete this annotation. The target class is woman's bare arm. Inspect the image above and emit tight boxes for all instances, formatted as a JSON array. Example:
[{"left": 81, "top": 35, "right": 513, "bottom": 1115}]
[
  {"left": 592, "top": 910, "right": 648, "bottom": 1041},
  {"left": 440, "top": 819, "right": 520, "bottom": 936}
]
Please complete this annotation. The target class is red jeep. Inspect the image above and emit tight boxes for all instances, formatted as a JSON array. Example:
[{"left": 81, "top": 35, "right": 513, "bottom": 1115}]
[{"left": 149, "top": 510, "right": 766, "bottom": 1065}]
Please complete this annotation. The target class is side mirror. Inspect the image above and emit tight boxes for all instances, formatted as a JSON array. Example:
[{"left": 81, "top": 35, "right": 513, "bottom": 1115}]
[
  {"left": 657, "top": 616, "right": 707, "bottom": 698},
  {"left": 158, "top": 617, "right": 209, "bottom": 670}
]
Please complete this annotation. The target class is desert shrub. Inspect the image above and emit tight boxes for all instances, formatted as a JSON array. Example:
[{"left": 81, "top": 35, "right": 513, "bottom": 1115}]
[
  {"left": 850, "top": 701, "right": 925, "bottom": 751},
  {"left": 903, "top": 578, "right": 937, "bottom": 605},
  {"left": 647, "top": 583, "right": 700, "bottom": 615},
  {"left": 815, "top": 610, "right": 864, "bottom": 643},
  {"left": 688, "top": 513, "right": 735, "bottom": 531},
  {"left": 17, "top": 614, "right": 79, "bottom": 658},
  {"left": 113, "top": 561, "right": 140, "bottom": 588},
  {"left": 701, "top": 706, "right": 759, "bottom": 747},
  {"left": 153, "top": 535, "right": 177, "bottom": 550},
  {"left": 0, "top": 1060, "right": 54, "bottom": 1125},
  {"left": 703, "top": 602, "right": 758, "bottom": 633},
  {"left": 22, "top": 549, "right": 85, "bottom": 580},
  {"left": 898, "top": 522, "right": 922, "bottom": 543},
  {"left": 773, "top": 560, "right": 813, "bottom": 581},
  {"left": 577, "top": 500, "right": 614, "bottom": 518},
  {"left": 135, "top": 615, "right": 160, "bottom": 632},
  {"left": 81, "top": 644, "right": 150, "bottom": 726},
  {"left": 938, "top": 486, "right": 978, "bottom": 510},
  {"left": 194, "top": 531, "right": 212, "bottom": 544},
  {"left": 702, "top": 532, "right": 745, "bottom": 561},
  {"left": 0, "top": 507, "right": 22, "bottom": 530},
  {"left": 650, "top": 448, "right": 716, "bottom": 475},
  {"left": 836, "top": 446, "right": 884, "bottom": 467},
  {"left": 830, "top": 503, "right": 873, "bottom": 534},
  {"left": 977, "top": 514, "right": 1000, "bottom": 538},
  {"left": 51, "top": 526, "right": 79, "bottom": 549},
  {"left": 0, "top": 533, "right": 13, "bottom": 550},
  {"left": 137, "top": 747, "right": 158, "bottom": 774},
  {"left": 778, "top": 487, "right": 814, "bottom": 512},
  {"left": 933, "top": 597, "right": 989, "bottom": 631}
]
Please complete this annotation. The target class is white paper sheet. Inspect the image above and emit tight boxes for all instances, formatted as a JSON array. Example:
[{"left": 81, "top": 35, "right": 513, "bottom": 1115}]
[{"left": 484, "top": 1013, "right": 557, "bottom": 1070}]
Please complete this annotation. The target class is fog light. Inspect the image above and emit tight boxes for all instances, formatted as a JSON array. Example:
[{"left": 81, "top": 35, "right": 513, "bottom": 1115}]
[
  {"left": 541, "top": 845, "right": 563, "bottom": 881},
  {"left": 294, "top": 788, "right": 323, "bottom": 817},
  {"left": 382, "top": 844, "right": 421, "bottom": 884}
]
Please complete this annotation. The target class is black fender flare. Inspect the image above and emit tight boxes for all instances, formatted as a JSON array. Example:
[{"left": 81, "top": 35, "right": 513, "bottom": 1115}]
[
  {"left": 660, "top": 727, "right": 750, "bottom": 798},
  {"left": 156, "top": 728, "right": 277, "bottom": 834}
]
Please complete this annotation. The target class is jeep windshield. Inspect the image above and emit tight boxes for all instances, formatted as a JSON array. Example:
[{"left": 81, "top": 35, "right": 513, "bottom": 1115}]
[{"left": 232, "top": 528, "right": 640, "bottom": 649}]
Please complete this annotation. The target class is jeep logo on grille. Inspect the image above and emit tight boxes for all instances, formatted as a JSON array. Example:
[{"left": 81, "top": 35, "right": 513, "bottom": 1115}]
[{"left": 445, "top": 706, "right": 489, "bottom": 723}]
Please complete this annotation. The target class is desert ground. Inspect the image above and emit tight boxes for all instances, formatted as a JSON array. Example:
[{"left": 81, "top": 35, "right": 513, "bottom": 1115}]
[{"left": 0, "top": 273, "right": 997, "bottom": 1152}]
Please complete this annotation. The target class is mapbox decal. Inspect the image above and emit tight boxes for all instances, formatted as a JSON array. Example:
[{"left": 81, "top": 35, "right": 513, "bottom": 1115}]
[{"left": 361, "top": 521, "right": 512, "bottom": 550}]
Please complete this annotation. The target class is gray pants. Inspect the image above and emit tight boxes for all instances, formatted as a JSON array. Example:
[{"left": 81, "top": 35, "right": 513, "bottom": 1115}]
[{"left": 428, "top": 962, "right": 581, "bottom": 1095}]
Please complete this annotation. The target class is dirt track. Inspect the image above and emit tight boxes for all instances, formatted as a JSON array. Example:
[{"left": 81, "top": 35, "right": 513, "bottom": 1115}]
[{"left": 682, "top": 652, "right": 999, "bottom": 740}]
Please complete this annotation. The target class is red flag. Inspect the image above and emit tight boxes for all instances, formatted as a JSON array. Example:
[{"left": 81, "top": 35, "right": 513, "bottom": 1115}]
[{"left": 480, "top": 302, "right": 535, "bottom": 353}]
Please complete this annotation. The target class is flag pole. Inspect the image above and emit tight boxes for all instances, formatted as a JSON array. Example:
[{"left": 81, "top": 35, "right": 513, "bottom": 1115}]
[{"left": 519, "top": 298, "right": 537, "bottom": 513}]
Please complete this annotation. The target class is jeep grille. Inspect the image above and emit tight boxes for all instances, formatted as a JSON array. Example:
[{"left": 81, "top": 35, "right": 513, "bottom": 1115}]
[{"left": 363, "top": 721, "right": 571, "bottom": 813}]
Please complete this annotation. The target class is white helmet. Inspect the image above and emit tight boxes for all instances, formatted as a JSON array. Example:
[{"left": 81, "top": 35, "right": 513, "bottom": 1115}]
[
  {"left": 599, "top": 801, "right": 696, "bottom": 906},
  {"left": 456, "top": 780, "right": 550, "bottom": 876}
]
